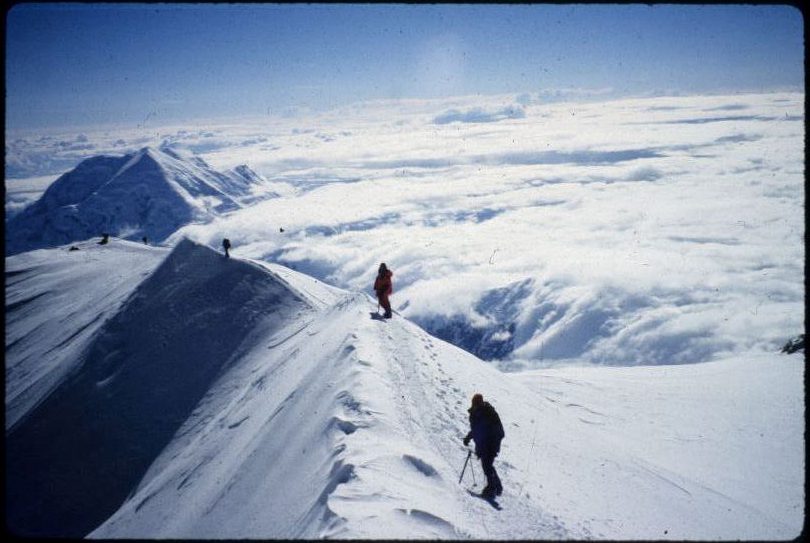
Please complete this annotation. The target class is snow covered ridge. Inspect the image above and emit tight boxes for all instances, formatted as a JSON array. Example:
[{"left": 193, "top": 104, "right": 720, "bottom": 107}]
[
  {"left": 4, "top": 146, "right": 278, "bottom": 255},
  {"left": 6, "top": 238, "right": 314, "bottom": 536},
  {"left": 4, "top": 238, "right": 804, "bottom": 539}
]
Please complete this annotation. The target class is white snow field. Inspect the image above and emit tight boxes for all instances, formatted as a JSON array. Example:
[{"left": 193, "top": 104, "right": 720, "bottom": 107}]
[{"left": 5, "top": 239, "right": 804, "bottom": 539}]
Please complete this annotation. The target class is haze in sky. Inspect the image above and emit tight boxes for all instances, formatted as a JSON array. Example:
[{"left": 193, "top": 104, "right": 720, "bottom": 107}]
[{"left": 5, "top": 3, "right": 804, "bottom": 130}]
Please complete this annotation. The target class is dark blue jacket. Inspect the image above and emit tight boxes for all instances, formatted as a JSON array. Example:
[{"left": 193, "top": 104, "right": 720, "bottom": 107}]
[{"left": 466, "top": 402, "right": 505, "bottom": 457}]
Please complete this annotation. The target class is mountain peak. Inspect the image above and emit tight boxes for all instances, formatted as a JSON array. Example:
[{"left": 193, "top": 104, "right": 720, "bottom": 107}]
[
  {"left": 119, "top": 146, "right": 165, "bottom": 173},
  {"left": 5, "top": 148, "right": 275, "bottom": 255}
]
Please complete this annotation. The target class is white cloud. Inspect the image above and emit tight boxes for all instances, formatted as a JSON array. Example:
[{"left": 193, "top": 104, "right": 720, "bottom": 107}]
[
  {"left": 7, "top": 90, "right": 804, "bottom": 367},
  {"left": 433, "top": 104, "right": 526, "bottom": 124}
]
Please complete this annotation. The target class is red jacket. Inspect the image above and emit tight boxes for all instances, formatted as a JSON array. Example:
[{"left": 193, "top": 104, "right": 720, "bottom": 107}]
[{"left": 374, "top": 270, "right": 393, "bottom": 296}]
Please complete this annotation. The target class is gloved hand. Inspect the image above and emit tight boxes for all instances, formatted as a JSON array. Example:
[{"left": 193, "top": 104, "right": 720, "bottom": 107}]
[{"left": 463, "top": 436, "right": 471, "bottom": 447}]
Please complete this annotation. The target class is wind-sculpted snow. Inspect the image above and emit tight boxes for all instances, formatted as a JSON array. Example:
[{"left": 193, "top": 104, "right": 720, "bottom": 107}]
[
  {"left": 5, "top": 239, "right": 311, "bottom": 537},
  {"left": 4, "top": 239, "right": 169, "bottom": 430},
  {"left": 3, "top": 241, "right": 803, "bottom": 539},
  {"left": 5, "top": 146, "right": 278, "bottom": 255}
]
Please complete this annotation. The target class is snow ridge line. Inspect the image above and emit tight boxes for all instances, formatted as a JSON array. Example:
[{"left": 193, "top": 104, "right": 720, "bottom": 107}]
[{"left": 309, "top": 294, "right": 576, "bottom": 539}]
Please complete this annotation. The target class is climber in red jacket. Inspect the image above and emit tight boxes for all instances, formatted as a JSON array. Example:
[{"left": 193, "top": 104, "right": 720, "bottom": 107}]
[{"left": 374, "top": 263, "right": 393, "bottom": 319}]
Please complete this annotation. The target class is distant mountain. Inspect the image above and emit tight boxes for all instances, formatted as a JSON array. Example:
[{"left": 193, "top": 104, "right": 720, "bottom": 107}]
[
  {"left": 4, "top": 239, "right": 802, "bottom": 539},
  {"left": 4, "top": 146, "right": 278, "bottom": 255}
]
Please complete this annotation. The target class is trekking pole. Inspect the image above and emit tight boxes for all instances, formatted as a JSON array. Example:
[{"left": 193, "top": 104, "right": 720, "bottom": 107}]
[{"left": 459, "top": 449, "right": 472, "bottom": 484}]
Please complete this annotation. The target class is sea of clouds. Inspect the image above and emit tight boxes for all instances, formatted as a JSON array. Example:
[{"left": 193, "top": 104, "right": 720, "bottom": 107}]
[{"left": 6, "top": 91, "right": 804, "bottom": 369}]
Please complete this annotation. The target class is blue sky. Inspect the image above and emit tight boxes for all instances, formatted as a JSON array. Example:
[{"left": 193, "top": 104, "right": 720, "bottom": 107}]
[{"left": 5, "top": 3, "right": 804, "bottom": 130}]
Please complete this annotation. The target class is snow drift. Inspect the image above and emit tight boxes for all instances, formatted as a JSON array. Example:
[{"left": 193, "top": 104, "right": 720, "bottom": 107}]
[
  {"left": 4, "top": 146, "right": 278, "bottom": 255},
  {"left": 4, "top": 238, "right": 167, "bottom": 430},
  {"left": 6, "top": 239, "right": 310, "bottom": 536},
  {"left": 4, "top": 239, "right": 804, "bottom": 539}
]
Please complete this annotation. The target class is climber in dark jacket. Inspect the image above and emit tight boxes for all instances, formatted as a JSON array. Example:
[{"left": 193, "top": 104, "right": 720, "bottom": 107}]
[
  {"left": 463, "top": 393, "right": 505, "bottom": 499},
  {"left": 373, "top": 263, "right": 393, "bottom": 318}
]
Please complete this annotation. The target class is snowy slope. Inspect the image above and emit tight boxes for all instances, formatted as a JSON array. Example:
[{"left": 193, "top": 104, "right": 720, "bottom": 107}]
[
  {"left": 519, "top": 359, "right": 804, "bottom": 537},
  {"left": 5, "top": 238, "right": 168, "bottom": 430},
  {"left": 5, "top": 241, "right": 804, "bottom": 539},
  {"left": 5, "top": 239, "right": 313, "bottom": 537},
  {"left": 4, "top": 146, "right": 278, "bottom": 255}
]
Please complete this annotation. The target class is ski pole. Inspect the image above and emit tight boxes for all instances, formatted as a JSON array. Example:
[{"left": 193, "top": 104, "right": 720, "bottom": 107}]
[{"left": 459, "top": 450, "right": 472, "bottom": 484}]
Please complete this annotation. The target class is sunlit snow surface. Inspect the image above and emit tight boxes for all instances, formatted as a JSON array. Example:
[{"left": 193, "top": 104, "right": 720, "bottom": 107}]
[
  {"left": 7, "top": 91, "right": 802, "bottom": 367},
  {"left": 4, "top": 240, "right": 803, "bottom": 539}
]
